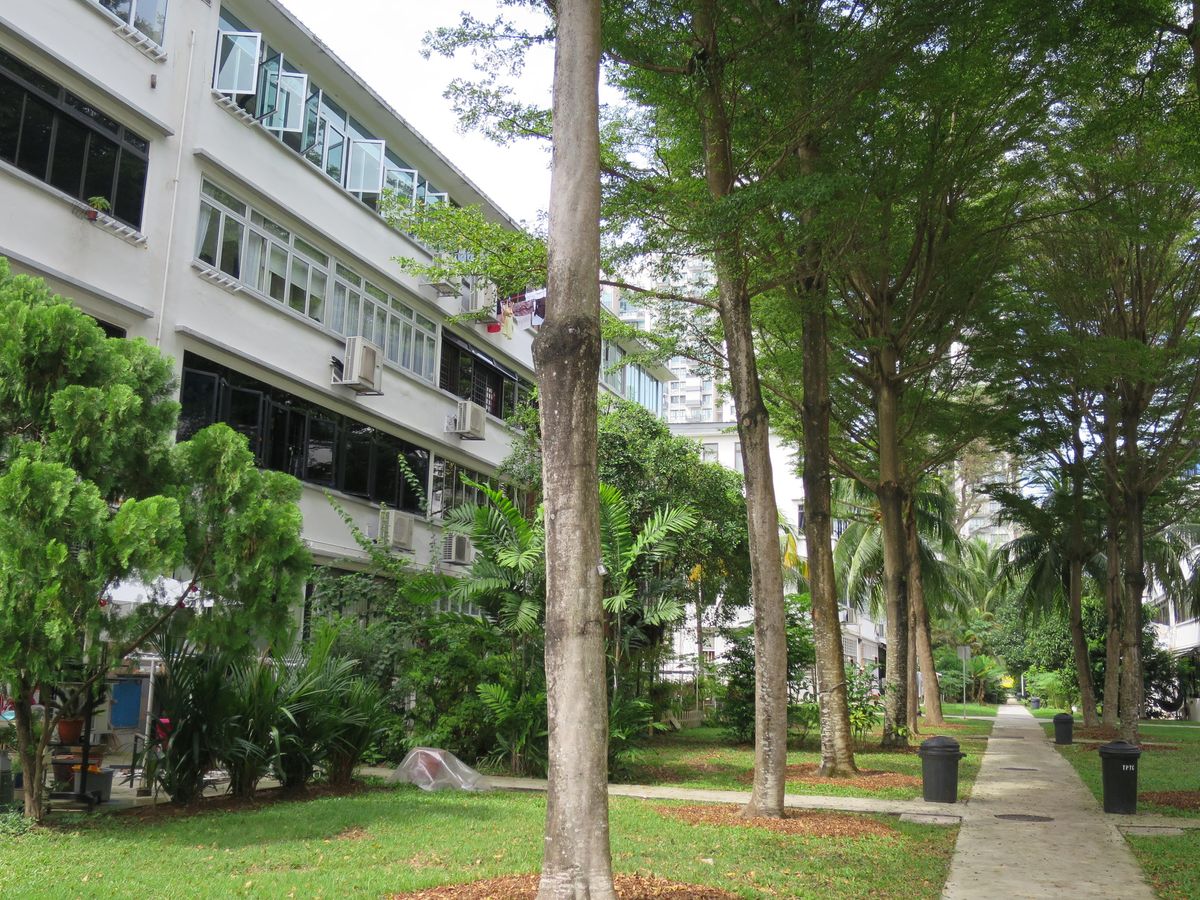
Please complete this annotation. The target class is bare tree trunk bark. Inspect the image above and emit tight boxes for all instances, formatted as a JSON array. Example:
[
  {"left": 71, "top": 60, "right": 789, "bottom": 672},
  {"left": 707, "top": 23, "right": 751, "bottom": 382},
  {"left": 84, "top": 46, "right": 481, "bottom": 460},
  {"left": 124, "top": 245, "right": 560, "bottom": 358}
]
[
  {"left": 694, "top": 0, "right": 788, "bottom": 817},
  {"left": 13, "top": 686, "right": 47, "bottom": 821},
  {"left": 906, "top": 502, "right": 943, "bottom": 726},
  {"left": 1067, "top": 556, "right": 1100, "bottom": 727},
  {"left": 907, "top": 593, "right": 920, "bottom": 734},
  {"left": 798, "top": 277, "right": 858, "bottom": 776},
  {"left": 535, "top": 2, "right": 614, "bottom": 895},
  {"left": 1120, "top": 489, "right": 1146, "bottom": 745},
  {"left": 1102, "top": 403, "right": 1123, "bottom": 729},
  {"left": 877, "top": 375, "right": 909, "bottom": 748}
]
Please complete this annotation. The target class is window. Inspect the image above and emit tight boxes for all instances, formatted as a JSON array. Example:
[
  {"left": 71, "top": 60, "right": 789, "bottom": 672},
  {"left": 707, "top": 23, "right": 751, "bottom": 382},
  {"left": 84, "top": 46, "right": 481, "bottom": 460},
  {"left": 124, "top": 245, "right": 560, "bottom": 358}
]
[
  {"left": 429, "top": 458, "right": 496, "bottom": 519},
  {"left": 733, "top": 442, "right": 743, "bottom": 474},
  {"left": 194, "top": 180, "right": 437, "bottom": 382},
  {"left": 701, "top": 443, "right": 718, "bottom": 464},
  {"left": 797, "top": 504, "right": 806, "bottom": 531},
  {"left": 96, "top": 0, "right": 169, "bottom": 45},
  {"left": 179, "top": 353, "right": 430, "bottom": 513},
  {"left": 0, "top": 50, "right": 149, "bottom": 229},
  {"left": 439, "top": 334, "right": 531, "bottom": 419},
  {"left": 211, "top": 9, "right": 451, "bottom": 218}
]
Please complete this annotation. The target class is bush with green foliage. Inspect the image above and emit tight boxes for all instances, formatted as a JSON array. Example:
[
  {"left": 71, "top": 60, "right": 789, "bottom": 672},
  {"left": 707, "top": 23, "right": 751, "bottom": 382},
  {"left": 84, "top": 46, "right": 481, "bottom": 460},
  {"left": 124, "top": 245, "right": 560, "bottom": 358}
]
[{"left": 844, "top": 664, "right": 883, "bottom": 743}]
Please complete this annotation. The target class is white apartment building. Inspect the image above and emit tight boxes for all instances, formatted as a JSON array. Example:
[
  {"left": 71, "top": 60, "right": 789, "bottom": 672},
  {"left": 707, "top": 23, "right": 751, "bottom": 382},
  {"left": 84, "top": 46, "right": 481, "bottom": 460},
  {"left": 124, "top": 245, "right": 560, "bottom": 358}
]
[
  {"left": 667, "top": 419, "right": 886, "bottom": 677},
  {"left": 0, "top": 1, "right": 664, "bottom": 616}
]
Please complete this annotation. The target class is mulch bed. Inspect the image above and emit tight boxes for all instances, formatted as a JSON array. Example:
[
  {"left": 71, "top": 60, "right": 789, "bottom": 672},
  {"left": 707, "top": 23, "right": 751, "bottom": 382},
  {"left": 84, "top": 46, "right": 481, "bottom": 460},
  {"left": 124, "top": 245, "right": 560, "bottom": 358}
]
[
  {"left": 391, "top": 874, "right": 740, "bottom": 899},
  {"left": 104, "top": 780, "right": 383, "bottom": 823},
  {"left": 736, "top": 763, "right": 920, "bottom": 791},
  {"left": 656, "top": 803, "right": 898, "bottom": 839},
  {"left": 1141, "top": 790, "right": 1200, "bottom": 811}
]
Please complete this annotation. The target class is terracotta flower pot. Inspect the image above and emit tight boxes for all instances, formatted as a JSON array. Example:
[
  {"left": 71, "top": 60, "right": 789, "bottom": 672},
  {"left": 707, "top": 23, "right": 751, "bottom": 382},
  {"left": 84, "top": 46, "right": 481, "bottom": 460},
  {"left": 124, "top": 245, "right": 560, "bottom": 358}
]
[
  {"left": 85, "top": 209, "right": 100, "bottom": 221},
  {"left": 58, "top": 718, "right": 84, "bottom": 745}
]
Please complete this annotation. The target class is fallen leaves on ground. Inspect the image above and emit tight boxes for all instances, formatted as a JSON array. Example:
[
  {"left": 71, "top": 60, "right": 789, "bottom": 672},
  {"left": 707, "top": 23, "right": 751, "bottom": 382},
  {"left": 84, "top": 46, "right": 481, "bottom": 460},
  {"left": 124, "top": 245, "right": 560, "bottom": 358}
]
[
  {"left": 390, "top": 873, "right": 740, "bottom": 898},
  {"left": 737, "top": 764, "right": 921, "bottom": 791},
  {"left": 1140, "top": 790, "right": 1200, "bottom": 811},
  {"left": 655, "top": 803, "right": 898, "bottom": 839}
]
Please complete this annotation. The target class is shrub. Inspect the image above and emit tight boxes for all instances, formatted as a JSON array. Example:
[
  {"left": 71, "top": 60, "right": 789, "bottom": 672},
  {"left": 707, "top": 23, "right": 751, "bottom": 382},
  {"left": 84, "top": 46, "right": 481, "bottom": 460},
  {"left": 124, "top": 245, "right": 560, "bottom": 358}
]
[
  {"left": 325, "top": 678, "right": 388, "bottom": 788},
  {"left": 845, "top": 664, "right": 882, "bottom": 743},
  {"left": 790, "top": 701, "right": 821, "bottom": 745}
]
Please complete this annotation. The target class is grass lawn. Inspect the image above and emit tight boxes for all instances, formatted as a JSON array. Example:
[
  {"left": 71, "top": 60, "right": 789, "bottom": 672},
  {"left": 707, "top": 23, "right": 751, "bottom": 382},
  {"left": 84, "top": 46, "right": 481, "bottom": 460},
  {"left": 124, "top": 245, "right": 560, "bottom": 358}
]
[
  {"left": 1125, "top": 830, "right": 1200, "bottom": 900},
  {"left": 1029, "top": 706, "right": 1073, "bottom": 719},
  {"left": 0, "top": 786, "right": 958, "bottom": 899},
  {"left": 1045, "top": 720, "right": 1200, "bottom": 818},
  {"left": 937, "top": 702, "right": 999, "bottom": 718},
  {"left": 622, "top": 719, "right": 994, "bottom": 802}
]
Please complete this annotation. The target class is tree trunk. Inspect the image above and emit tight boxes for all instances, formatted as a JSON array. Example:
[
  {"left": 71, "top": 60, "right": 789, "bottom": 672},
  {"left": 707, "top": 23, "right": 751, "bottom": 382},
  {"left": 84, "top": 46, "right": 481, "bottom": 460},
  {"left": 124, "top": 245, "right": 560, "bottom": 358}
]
[
  {"left": 876, "top": 375, "right": 909, "bottom": 748},
  {"left": 906, "top": 502, "right": 944, "bottom": 726},
  {"left": 694, "top": 0, "right": 789, "bottom": 817},
  {"left": 13, "top": 688, "right": 47, "bottom": 821},
  {"left": 695, "top": 584, "right": 704, "bottom": 711},
  {"left": 798, "top": 278, "right": 858, "bottom": 776},
  {"left": 1067, "top": 556, "right": 1100, "bottom": 727},
  {"left": 906, "top": 592, "right": 920, "bottom": 734},
  {"left": 1102, "top": 404, "right": 1123, "bottom": 729},
  {"left": 535, "top": 1, "right": 614, "bottom": 895},
  {"left": 1119, "top": 489, "right": 1146, "bottom": 745},
  {"left": 1067, "top": 414, "right": 1100, "bottom": 726}
]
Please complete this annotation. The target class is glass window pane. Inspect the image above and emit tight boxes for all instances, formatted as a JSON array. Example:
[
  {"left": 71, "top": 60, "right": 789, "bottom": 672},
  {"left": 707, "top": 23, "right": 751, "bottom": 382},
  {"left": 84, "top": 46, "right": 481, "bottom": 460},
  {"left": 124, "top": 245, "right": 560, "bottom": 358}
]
[
  {"left": 342, "top": 422, "right": 371, "bottom": 497},
  {"left": 49, "top": 113, "right": 88, "bottom": 197},
  {"left": 324, "top": 123, "right": 345, "bottom": 183},
  {"left": 344, "top": 290, "right": 360, "bottom": 336},
  {"left": 293, "top": 236, "right": 327, "bottom": 265},
  {"left": 347, "top": 139, "right": 385, "bottom": 193},
  {"left": 113, "top": 149, "right": 147, "bottom": 228},
  {"left": 335, "top": 263, "right": 360, "bottom": 285},
  {"left": 386, "top": 316, "right": 400, "bottom": 364},
  {"left": 178, "top": 368, "right": 218, "bottom": 441},
  {"left": 373, "top": 438, "right": 399, "bottom": 506},
  {"left": 132, "top": 0, "right": 168, "bottom": 45},
  {"left": 271, "top": 72, "right": 307, "bottom": 132},
  {"left": 329, "top": 281, "right": 346, "bottom": 334},
  {"left": 399, "top": 321, "right": 413, "bottom": 370},
  {"left": 100, "top": 1, "right": 135, "bottom": 24},
  {"left": 219, "top": 217, "right": 243, "bottom": 278},
  {"left": 82, "top": 132, "right": 117, "bottom": 203},
  {"left": 215, "top": 32, "right": 262, "bottom": 95},
  {"left": 365, "top": 283, "right": 387, "bottom": 303},
  {"left": 384, "top": 165, "right": 416, "bottom": 205},
  {"left": 289, "top": 256, "right": 309, "bottom": 312},
  {"left": 243, "top": 230, "right": 267, "bottom": 291},
  {"left": 306, "top": 416, "right": 336, "bottom": 486},
  {"left": 201, "top": 180, "right": 245, "bottom": 215},
  {"left": 308, "top": 268, "right": 326, "bottom": 322},
  {"left": 255, "top": 52, "right": 281, "bottom": 122},
  {"left": 0, "top": 77, "right": 22, "bottom": 163},
  {"left": 228, "top": 386, "right": 263, "bottom": 458},
  {"left": 301, "top": 91, "right": 323, "bottom": 164},
  {"left": 267, "top": 243, "right": 288, "bottom": 301},
  {"left": 16, "top": 96, "right": 53, "bottom": 180},
  {"left": 196, "top": 202, "right": 220, "bottom": 265}
]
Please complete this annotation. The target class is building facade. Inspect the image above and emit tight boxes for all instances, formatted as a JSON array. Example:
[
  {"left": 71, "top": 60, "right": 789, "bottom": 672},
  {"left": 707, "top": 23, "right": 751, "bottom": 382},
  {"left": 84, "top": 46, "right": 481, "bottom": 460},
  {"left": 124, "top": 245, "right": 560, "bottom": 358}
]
[{"left": 0, "top": 0, "right": 663, "bottom": 611}]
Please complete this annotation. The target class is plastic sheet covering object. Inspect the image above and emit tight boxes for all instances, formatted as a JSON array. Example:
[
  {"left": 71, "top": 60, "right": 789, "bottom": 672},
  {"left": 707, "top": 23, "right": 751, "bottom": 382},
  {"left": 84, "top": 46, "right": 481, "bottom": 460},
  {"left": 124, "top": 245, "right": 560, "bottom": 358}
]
[{"left": 390, "top": 747, "right": 490, "bottom": 792}]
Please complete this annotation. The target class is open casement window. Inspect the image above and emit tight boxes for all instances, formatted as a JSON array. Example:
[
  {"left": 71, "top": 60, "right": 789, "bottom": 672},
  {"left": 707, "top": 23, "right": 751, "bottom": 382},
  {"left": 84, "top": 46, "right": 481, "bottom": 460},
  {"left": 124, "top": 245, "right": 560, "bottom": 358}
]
[
  {"left": 257, "top": 55, "right": 308, "bottom": 133},
  {"left": 323, "top": 120, "right": 346, "bottom": 184},
  {"left": 384, "top": 165, "right": 417, "bottom": 206},
  {"left": 300, "top": 90, "right": 323, "bottom": 159},
  {"left": 424, "top": 191, "right": 449, "bottom": 207},
  {"left": 347, "top": 139, "right": 385, "bottom": 194},
  {"left": 214, "top": 31, "right": 261, "bottom": 95}
]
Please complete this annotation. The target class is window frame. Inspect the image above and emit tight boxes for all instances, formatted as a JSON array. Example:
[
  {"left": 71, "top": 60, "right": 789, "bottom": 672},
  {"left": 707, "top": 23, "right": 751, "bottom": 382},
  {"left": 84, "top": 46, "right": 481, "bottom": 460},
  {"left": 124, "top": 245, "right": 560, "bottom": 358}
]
[{"left": 214, "top": 31, "right": 262, "bottom": 96}]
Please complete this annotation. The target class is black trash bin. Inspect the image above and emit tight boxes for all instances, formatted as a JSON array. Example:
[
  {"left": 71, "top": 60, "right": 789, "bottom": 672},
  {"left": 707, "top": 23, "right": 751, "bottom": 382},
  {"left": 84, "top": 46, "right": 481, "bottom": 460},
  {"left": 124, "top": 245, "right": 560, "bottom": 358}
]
[
  {"left": 918, "top": 736, "right": 966, "bottom": 804},
  {"left": 1053, "top": 713, "right": 1074, "bottom": 745},
  {"left": 1098, "top": 740, "right": 1141, "bottom": 814},
  {"left": 1031, "top": 697, "right": 1042, "bottom": 710}
]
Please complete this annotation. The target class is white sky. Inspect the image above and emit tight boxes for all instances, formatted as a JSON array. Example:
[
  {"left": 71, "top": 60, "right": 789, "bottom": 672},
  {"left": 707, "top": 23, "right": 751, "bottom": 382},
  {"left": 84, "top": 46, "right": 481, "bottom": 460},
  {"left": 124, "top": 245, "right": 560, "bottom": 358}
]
[{"left": 279, "top": 0, "right": 555, "bottom": 227}]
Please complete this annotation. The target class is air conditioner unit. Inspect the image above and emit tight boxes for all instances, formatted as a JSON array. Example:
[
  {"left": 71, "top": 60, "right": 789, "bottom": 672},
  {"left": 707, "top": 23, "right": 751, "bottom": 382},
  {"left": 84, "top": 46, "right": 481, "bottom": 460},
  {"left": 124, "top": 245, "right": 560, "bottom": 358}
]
[
  {"left": 377, "top": 508, "right": 414, "bottom": 551},
  {"left": 423, "top": 272, "right": 462, "bottom": 298},
  {"left": 332, "top": 336, "right": 383, "bottom": 393},
  {"left": 445, "top": 399, "right": 486, "bottom": 440},
  {"left": 461, "top": 282, "right": 499, "bottom": 322},
  {"left": 441, "top": 532, "right": 473, "bottom": 565}
]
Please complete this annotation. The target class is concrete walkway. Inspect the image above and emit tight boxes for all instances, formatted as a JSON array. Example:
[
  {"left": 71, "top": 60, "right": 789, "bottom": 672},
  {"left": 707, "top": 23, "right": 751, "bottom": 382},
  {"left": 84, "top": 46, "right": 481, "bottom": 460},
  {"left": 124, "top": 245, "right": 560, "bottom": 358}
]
[{"left": 942, "top": 703, "right": 1155, "bottom": 899}]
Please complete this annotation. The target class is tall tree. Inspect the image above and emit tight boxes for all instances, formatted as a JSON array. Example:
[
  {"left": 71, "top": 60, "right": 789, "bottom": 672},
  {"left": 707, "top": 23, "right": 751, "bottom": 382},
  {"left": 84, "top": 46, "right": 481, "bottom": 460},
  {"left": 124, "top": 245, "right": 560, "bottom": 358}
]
[{"left": 534, "top": 0, "right": 615, "bottom": 894}]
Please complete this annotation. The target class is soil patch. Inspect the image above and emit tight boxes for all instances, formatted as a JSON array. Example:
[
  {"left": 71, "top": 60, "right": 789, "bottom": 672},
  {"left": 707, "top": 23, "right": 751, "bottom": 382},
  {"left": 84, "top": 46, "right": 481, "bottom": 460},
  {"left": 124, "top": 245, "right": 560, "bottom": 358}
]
[
  {"left": 738, "top": 763, "right": 919, "bottom": 792},
  {"left": 656, "top": 803, "right": 898, "bottom": 839},
  {"left": 391, "top": 874, "right": 739, "bottom": 899},
  {"left": 1141, "top": 790, "right": 1200, "bottom": 812},
  {"left": 1074, "top": 726, "right": 1120, "bottom": 741},
  {"left": 337, "top": 825, "right": 369, "bottom": 840}
]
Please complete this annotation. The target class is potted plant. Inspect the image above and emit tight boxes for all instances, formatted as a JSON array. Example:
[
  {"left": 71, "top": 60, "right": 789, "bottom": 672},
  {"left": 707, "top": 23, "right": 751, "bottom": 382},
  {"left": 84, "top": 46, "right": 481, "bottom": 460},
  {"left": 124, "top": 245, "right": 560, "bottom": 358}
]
[
  {"left": 51, "top": 685, "right": 106, "bottom": 747},
  {"left": 85, "top": 196, "right": 111, "bottom": 221}
]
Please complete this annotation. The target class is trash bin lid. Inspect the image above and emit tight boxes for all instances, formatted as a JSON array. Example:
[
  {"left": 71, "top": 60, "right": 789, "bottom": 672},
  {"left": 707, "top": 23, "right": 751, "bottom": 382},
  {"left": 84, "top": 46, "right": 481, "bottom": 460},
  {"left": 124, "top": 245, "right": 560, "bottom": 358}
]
[
  {"left": 1098, "top": 739, "right": 1141, "bottom": 759},
  {"left": 1053, "top": 713, "right": 1074, "bottom": 723},
  {"left": 918, "top": 735, "right": 962, "bottom": 756}
]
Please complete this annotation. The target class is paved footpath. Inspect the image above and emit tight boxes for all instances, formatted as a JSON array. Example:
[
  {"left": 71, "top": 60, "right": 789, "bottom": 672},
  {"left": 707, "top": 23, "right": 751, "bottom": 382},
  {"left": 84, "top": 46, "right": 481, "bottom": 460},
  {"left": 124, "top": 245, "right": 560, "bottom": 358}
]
[{"left": 942, "top": 703, "right": 1154, "bottom": 899}]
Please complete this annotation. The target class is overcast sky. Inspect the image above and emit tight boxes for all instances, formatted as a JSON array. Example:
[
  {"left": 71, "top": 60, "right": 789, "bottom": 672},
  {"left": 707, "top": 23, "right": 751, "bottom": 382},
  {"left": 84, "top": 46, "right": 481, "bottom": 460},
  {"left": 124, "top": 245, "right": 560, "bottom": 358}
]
[{"left": 280, "top": 0, "right": 555, "bottom": 227}]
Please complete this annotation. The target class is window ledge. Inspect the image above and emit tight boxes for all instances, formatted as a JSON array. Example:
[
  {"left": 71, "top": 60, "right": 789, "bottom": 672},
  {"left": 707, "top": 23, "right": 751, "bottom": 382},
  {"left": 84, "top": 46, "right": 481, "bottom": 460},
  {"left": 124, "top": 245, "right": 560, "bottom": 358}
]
[
  {"left": 73, "top": 0, "right": 168, "bottom": 62},
  {"left": 89, "top": 207, "right": 147, "bottom": 246},
  {"left": 211, "top": 90, "right": 258, "bottom": 126},
  {"left": 190, "top": 258, "right": 242, "bottom": 293}
]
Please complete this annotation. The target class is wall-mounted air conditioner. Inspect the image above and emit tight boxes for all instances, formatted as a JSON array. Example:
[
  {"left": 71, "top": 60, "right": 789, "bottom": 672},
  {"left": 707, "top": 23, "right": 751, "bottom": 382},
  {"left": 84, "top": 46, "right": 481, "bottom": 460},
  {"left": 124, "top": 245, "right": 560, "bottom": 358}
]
[
  {"left": 442, "top": 532, "right": 473, "bottom": 565},
  {"left": 377, "top": 509, "right": 414, "bottom": 551},
  {"left": 332, "top": 336, "right": 383, "bottom": 393},
  {"left": 461, "top": 282, "right": 499, "bottom": 322},
  {"left": 445, "top": 399, "right": 486, "bottom": 440}
]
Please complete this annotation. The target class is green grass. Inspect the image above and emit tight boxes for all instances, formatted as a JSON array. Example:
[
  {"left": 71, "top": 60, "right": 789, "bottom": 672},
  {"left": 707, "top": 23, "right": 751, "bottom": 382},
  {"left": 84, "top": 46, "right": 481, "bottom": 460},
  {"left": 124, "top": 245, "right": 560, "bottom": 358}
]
[
  {"left": 1045, "top": 720, "right": 1200, "bottom": 818},
  {"left": 0, "top": 786, "right": 958, "bottom": 898},
  {"left": 1126, "top": 830, "right": 1200, "bottom": 899},
  {"left": 623, "top": 719, "right": 994, "bottom": 802},
  {"left": 937, "top": 703, "right": 999, "bottom": 718},
  {"left": 1029, "top": 706, "right": 1073, "bottom": 719}
]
